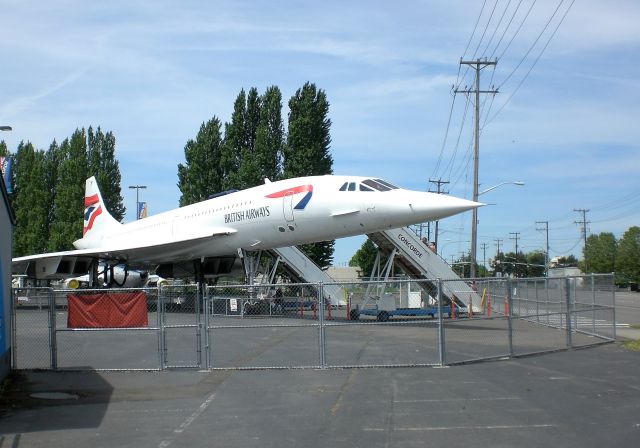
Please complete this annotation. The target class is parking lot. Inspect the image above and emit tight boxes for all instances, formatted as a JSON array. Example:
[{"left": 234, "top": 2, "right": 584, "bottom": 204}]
[{"left": 1, "top": 342, "right": 639, "bottom": 448}]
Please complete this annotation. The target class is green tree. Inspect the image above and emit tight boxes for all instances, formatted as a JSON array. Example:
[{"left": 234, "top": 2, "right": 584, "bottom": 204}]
[
  {"left": 285, "top": 82, "right": 334, "bottom": 267},
  {"left": 43, "top": 140, "right": 61, "bottom": 243},
  {"left": 616, "top": 226, "right": 640, "bottom": 283},
  {"left": 12, "top": 142, "right": 48, "bottom": 256},
  {"left": 283, "top": 82, "right": 333, "bottom": 178},
  {"left": 178, "top": 117, "right": 225, "bottom": 206},
  {"left": 48, "top": 129, "right": 88, "bottom": 251},
  {"left": 236, "top": 87, "right": 263, "bottom": 189},
  {"left": 581, "top": 232, "right": 617, "bottom": 274},
  {"left": 88, "top": 126, "right": 126, "bottom": 221},
  {"left": 349, "top": 239, "right": 378, "bottom": 277},
  {"left": 526, "top": 251, "right": 547, "bottom": 277},
  {"left": 221, "top": 90, "right": 247, "bottom": 190},
  {"left": 255, "top": 86, "right": 284, "bottom": 182}
]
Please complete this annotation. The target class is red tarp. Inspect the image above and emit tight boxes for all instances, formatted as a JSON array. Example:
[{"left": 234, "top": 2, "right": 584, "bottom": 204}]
[{"left": 67, "top": 292, "right": 148, "bottom": 328}]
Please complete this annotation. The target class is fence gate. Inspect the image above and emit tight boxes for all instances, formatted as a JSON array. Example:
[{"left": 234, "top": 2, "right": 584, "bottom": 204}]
[{"left": 159, "top": 284, "right": 202, "bottom": 369}]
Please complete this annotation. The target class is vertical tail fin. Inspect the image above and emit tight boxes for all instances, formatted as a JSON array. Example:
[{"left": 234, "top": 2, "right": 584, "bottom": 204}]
[{"left": 75, "top": 177, "right": 121, "bottom": 248}]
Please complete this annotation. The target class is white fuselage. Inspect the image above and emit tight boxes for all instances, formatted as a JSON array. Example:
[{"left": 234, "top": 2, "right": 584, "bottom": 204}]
[{"left": 75, "top": 175, "right": 478, "bottom": 264}]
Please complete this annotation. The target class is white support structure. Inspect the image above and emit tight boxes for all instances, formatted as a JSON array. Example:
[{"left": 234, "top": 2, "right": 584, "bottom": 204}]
[
  {"left": 268, "top": 246, "right": 345, "bottom": 306},
  {"left": 368, "top": 227, "right": 482, "bottom": 312}
]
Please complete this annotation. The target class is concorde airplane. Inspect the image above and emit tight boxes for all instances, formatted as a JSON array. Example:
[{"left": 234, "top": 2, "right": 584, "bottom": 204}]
[{"left": 12, "top": 175, "right": 481, "bottom": 281}]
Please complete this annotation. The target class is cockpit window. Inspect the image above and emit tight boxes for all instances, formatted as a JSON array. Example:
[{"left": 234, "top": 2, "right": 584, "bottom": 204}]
[
  {"left": 348, "top": 182, "right": 356, "bottom": 191},
  {"left": 362, "top": 179, "right": 390, "bottom": 191},
  {"left": 359, "top": 184, "right": 374, "bottom": 192},
  {"left": 375, "top": 179, "right": 399, "bottom": 189},
  {"left": 339, "top": 182, "right": 348, "bottom": 191}
]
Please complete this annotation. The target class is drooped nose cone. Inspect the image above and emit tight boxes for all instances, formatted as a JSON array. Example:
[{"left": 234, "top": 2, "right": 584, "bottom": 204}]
[
  {"left": 408, "top": 192, "right": 483, "bottom": 221},
  {"left": 379, "top": 190, "right": 483, "bottom": 227}
]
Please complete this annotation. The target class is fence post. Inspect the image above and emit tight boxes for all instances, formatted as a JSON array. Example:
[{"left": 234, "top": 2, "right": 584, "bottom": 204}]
[
  {"left": 611, "top": 273, "right": 617, "bottom": 341},
  {"left": 591, "top": 275, "right": 596, "bottom": 337},
  {"left": 506, "top": 278, "right": 514, "bottom": 357},
  {"left": 49, "top": 288, "right": 57, "bottom": 370},
  {"left": 204, "top": 285, "right": 211, "bottom": 370},
  {"left": 11, "top": 288, "right": 17, "bottom": 369},
  {"left": 565, "top": 278, "right": 573, "bottom": 348},
  {"left": 157, "top": 286, "right": 164, "bottom": 370},
  {"left": 437, "top": 279, "right": 446, "bottom": 366},
  {"left": 317, "top": 283, "right": 326, "bottom": 368}
]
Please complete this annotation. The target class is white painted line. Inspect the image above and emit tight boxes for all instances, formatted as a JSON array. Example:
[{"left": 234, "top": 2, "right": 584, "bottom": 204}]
[
  {"left": 364, "top": 424, "right": 556, "bottom": 432},
  {"left": 395, "top": 397, "right": 520, "bottom": 403},
  {"left": 157, "top": 391, "right": 217, "bottom": 447}
]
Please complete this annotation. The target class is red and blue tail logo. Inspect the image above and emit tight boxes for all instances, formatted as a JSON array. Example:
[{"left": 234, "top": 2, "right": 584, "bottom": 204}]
[
  {"left": 83, "top": 194, "right": 102, "bottom": 235},
  {"left": 265, "top": 184, "right": 313, "bottom": 209}
]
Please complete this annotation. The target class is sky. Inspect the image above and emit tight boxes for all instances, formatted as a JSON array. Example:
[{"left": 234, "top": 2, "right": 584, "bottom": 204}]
[{"left": 1, "top": 0, "right": 639, "bottom": 267}]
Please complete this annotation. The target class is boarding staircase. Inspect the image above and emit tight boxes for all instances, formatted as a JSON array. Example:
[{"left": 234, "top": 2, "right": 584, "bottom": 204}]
[
  {"left": 368, "top": 227, "right": 482, "bottom": 312},
  {"left": 267, "top": 246, "right": 344, "bottom": 306}
]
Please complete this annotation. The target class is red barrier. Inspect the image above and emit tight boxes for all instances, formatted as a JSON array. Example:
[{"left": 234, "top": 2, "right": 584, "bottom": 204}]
[
  {"left": 452, "top": 300, "right": 456, "bottom": 320},
  {"left": 327, "top": 303, "right": 332, "bottom": 321},
  {"left": 312, "top": 302, "right": 317, "bottom": 320},
  {"left": 469, "top": 296, "right": 473, "bottom": 319},
  {"left": 487, "top": 296, "right": 492, "bottom": 317},
  {"left": 346, "top": 299, "right": 351, "bottom": 321},
  {"left": 504, "top": 296, "right": 509, "bottom": 315},
  {"left": 67, "top": 292, "right": 148, "bottom": 328}
]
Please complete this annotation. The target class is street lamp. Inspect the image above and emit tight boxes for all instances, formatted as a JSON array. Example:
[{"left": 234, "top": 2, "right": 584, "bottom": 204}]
[
  {"left": 478, "top": 181, "right": 525, "bottom": 196},
  {"left": 128, "top": 184, "right": 147, "bottom": 220},
  {"left": 470, "top": 181, "right": 524, "bottom": 279}
]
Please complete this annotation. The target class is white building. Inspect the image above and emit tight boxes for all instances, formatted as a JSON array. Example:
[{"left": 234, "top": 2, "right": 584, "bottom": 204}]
[{"left": 0, "top": 174, "right": 14, "bottom": 380}]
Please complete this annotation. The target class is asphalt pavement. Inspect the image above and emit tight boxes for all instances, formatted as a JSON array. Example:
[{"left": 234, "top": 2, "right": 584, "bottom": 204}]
[{"left": 1, "top": 342, "right": 639, "bottom": 448}]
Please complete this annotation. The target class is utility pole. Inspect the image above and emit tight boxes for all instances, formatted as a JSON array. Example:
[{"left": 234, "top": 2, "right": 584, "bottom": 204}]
[
  {"left": 494, "top": 238, "right": 503, "bottom": 276},
  {"left": 510, "top": 232, "right": 520, "bottom": 277},
  {"left": 455, "top": 58, "right": 498, "bottom": 279},
  {"left": 574, "top": 208, "right": 590, "bottom": 272},
  {"left": 509, "top": 232, "right": 520, "bottom": 256},
  {"left": 480, "top": 242, "right": 489, "bottom": 276},
  {"left": 429, "top": 178, "right": 449, "bottom": 254},
  {"left": 536, "top": 221, "right": 550, "bottom": 277}
]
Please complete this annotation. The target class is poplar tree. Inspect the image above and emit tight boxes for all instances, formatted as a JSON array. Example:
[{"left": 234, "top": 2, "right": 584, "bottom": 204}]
[
  {"left": 236, "top": 87, "right": 263, "bottom": 189},
  {"left": 255, "top": 86, "right": 284, "bottom": 182},
  {"left": 87, "top": 126, "right": 126, "bottom": 221},
  {"left": 284, "top": 82, "right": 334, "bottom": 267},
  {"left": 44, "top": 140, "right": 61, "bottom": 243},
  {"left": 178, "top": 117, "right": 224, "bottom": 206},
  {"left": 12, "top": 142, "right": 48, "bottom": 256},
  {"left": 48, "top": 129, "right": 88, "bottom": 251},
  {"left": 221, "top": 89, "right": 246, "bottom": 190}
]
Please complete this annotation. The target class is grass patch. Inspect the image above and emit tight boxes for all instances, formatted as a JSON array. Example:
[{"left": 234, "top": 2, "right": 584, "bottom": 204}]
[
  {"left": 622, "top": 340, "right": 640, "bottom": 351},
  {"left": 630, "top": 324, "right": 640, "bottom": 330}
]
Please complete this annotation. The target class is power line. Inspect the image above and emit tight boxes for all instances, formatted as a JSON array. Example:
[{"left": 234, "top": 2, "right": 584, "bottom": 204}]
[{"left": 486, "top": 0, "right": 575, "bottom": 127}]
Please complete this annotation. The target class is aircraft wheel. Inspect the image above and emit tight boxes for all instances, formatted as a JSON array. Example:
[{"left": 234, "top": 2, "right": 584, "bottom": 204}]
[{"left": 377, "top": 311, "right": 390, "bottom": 322}]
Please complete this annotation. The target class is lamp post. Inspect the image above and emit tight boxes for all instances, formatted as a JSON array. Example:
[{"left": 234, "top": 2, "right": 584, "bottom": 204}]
[
  {"left": 128, "top": 184, "right": 147, "bottom": 220},
  {"left": 470, "top": 181, "right": 524, "bottom": 279}
]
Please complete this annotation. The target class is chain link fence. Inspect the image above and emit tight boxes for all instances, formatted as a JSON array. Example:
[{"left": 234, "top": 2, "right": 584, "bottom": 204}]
[{"left": 11, "top": 274, "right": 616, "bottom": 371}]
